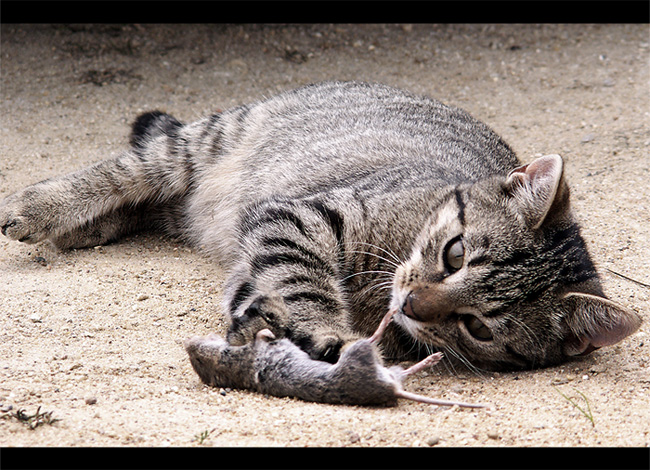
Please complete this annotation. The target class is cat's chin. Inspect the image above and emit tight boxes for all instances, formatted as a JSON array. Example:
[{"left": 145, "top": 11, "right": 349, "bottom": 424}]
[
  {"left": 391, "top": 309, "right": 418, "bottom": 334},
  {"left": 392, "top": 310, "right": 448, "bottom": 349}
]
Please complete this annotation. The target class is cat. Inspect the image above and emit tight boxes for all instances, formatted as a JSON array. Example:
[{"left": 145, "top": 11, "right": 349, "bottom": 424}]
[{"left": 0, "top": 81, "right": 641, "bottom": 372}]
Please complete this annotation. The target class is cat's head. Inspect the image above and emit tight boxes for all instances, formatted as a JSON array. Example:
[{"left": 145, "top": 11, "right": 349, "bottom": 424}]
[{"left": 390, "top": 154, "right": 641, "bottom": 370}]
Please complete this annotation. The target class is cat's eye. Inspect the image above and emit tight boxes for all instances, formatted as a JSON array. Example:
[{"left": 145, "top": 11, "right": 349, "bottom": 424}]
[
  {"left": 444, "top": 237, "right": 465, "bottom": 272},
  {"left": 464, "top": 316, "right": 493, "bottom": 341}
]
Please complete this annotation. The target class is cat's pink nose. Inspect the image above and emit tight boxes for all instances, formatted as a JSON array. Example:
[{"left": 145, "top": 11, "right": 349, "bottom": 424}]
[{"left": 402, "top": 288, "right": 453, "bottom": 323}]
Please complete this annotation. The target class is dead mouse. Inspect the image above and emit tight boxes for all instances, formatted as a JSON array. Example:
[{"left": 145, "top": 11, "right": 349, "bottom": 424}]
[{"left": 184, "top": 310, "right": 485, "bottom": 408}]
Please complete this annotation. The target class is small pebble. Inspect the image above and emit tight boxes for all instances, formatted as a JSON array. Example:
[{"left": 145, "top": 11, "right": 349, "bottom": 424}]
[
  {"left": 137, "top": 294, "right": 149, "bottom": 301},
  {"left": 487, "top": 431, "right": 500, "bottom": 440},
  {"left": 33, "top": 256, "right": 47, "bottom": 266},
  {"left": 426, "top": 436, "right": 440, "bottom": 446},
  {"left": 85, "top": 396, "right": 98, "bottom": 405},
  {"left": 590, "top": 364, "right": 607, "bottom": 374}
]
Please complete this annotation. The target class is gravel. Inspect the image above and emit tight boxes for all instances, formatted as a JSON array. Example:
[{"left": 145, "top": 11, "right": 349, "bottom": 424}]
[{"left": 1, "top": 24, "right": 648, "bottom": 448}]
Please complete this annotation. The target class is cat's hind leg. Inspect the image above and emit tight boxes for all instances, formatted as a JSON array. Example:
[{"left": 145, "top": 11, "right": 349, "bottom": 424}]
[{"left": 0, "top": 112, "right": 192, "bottom": 248}]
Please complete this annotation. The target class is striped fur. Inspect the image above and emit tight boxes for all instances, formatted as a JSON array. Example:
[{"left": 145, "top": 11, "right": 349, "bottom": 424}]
[{"left": 0, "top": 81, "right": 640, "bottom": 370}]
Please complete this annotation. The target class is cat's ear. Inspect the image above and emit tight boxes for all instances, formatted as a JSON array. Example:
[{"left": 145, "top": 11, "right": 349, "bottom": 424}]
[
  {"left": 561, "top": 292, "right": 642, "bottom": 356},
  {"left": 505, "top": 154, "right": 570, "bottom": 229}
]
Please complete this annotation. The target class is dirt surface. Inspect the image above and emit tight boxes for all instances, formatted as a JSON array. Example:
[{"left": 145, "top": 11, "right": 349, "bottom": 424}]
[{"left": 1, "top": 24, "right": 648, "bottom": 449}]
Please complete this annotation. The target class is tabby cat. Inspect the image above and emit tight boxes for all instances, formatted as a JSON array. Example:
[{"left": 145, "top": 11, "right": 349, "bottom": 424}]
[{"left": 0, "top": 81, "right": 641, "bottom": 371}]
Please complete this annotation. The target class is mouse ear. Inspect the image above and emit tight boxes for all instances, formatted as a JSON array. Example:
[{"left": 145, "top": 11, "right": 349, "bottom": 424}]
[
  {"left": 561, "top": 292, "right": 642, "bottom": 356},
  {"left": 505, "top": 154, "right": 570, "bottom": 229}
]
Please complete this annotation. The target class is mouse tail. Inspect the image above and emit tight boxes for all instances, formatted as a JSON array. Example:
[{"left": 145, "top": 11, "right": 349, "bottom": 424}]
[{"left": 395, "top": 390, "right": 486, "bottom": 409}]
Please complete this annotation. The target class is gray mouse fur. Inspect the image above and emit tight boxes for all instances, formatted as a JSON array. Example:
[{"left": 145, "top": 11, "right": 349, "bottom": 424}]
[{"left": 184, "top": 310, "right": 484, "bottom": 408}]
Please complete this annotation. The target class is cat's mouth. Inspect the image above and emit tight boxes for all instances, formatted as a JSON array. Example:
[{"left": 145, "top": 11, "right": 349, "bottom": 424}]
[
  {"left": 392, "top": 294, "right": 494, "bottom": 346},
  {"left": 390, "top": 288, "right": 443, "bottom": 344},
  {"left": 393, "top": 306, "right": 449, "bottom": 347},
  {"left": 389, "top": 282, "right": 495, "bottom": 348}
]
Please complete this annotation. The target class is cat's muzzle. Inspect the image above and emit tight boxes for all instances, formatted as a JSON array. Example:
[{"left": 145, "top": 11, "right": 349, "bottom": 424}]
[{"left": 401, "top": 287, "right": 454, "bottom": 323}]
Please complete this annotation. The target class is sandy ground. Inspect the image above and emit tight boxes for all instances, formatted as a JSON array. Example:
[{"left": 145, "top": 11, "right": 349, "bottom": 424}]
[{"left": 0, "top": 24, "right": 649, "bottom": 452}]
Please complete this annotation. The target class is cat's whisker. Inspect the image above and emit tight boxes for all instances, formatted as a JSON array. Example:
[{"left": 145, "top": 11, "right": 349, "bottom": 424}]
[
  {"left": 345, "top": 250, "right": 400, "bottom": 269},
  {"left": 349, "top": 241, "right": 404, "bottom": 266},
  {"left": 444, "top": 346, "right": 488, "bottom": 378},
  {"left": 418, "top": 340, "right": 461, "bottom": 377},
  {"left": 397, "top": 333, "right": 424, "bottom": 360},
  {"left": 435, "top": 345, "right": 460, "bottom": 376},
  {"left": 341, "top": 270, "right": 395, "bottom": 282},
  {"left": 504, "top": 314, "right": 542, "bottom": 352},
  {"left": 503, "top": 315, "right": 543, "bottom": 369},
  {"left": 358, "top": 280, "right": 394, "bottom": 298},
  {"left": 440, "top": 352, "right": 459, "bottom": 376}
]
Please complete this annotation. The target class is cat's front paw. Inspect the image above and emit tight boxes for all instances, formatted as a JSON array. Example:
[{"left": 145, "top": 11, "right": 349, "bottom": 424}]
[
  {"left": 0, "top": 190, "right": 51, "bottom": 244},
  {"left": 300, "top": 328, "right": 361, "bottom": 364},
  {"left": 226, "top": 295, "right": 290, "bottom": 346}
]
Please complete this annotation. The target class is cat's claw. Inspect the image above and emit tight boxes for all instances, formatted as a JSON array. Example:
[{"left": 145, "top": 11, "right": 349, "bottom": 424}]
[{"left": 311, "top": 334, "right": 347, "bottom": 363}]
